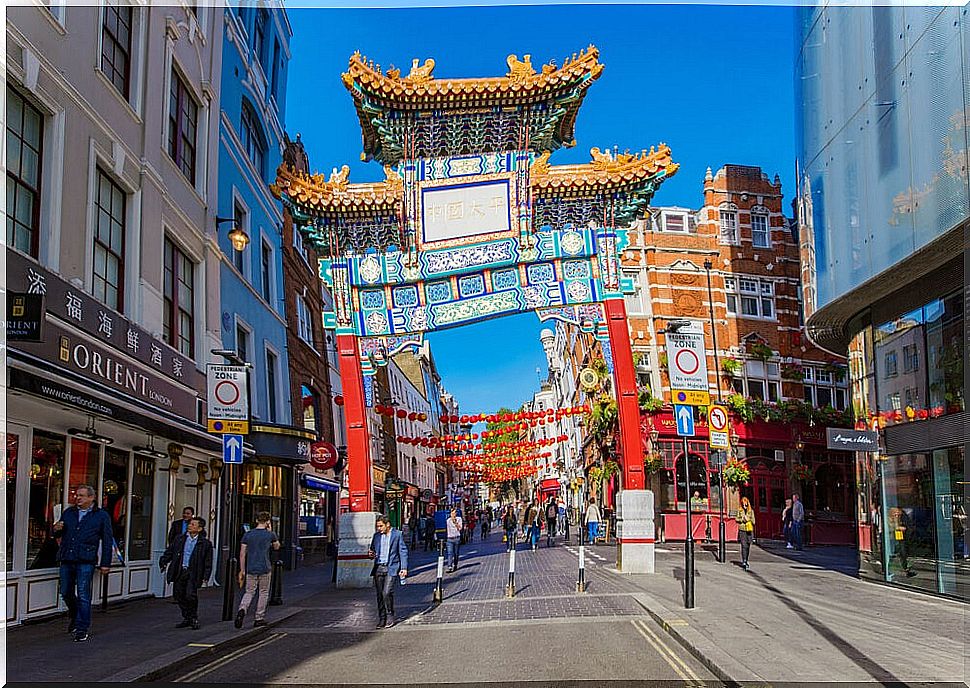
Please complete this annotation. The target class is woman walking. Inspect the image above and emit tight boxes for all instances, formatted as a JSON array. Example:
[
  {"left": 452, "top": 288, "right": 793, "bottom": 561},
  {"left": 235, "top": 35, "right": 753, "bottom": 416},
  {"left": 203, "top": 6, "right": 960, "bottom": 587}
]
[
  {"left": 781, "top": 498, "right": 794, "bottom": 549},
  {"left": 502, "top": 506, "right": 518, "bottom": 552},
  {"left": 736, "top": 496, "right": 756, "bottom": 570}
]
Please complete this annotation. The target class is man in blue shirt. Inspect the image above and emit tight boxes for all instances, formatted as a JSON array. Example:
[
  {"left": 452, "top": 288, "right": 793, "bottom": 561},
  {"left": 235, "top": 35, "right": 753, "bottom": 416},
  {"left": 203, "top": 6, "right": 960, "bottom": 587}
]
[
  {"left": 160, "top": 517, "right": 213, "bottom": 630},
  {"left": 53, "top": 484, "right": 114, "bottom": 642},
  {"left": 368, "top": 515, "right": 408, "bottom": 629}
]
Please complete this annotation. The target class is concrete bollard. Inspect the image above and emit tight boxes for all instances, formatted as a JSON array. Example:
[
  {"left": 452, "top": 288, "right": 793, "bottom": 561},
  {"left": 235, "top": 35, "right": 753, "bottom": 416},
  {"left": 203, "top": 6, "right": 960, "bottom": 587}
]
[
  {"left": 433, "top": 539, "right": 445, "bottom": 604},
  {"left": 506, "top": 548, "right": 516, "bottom": 598}
]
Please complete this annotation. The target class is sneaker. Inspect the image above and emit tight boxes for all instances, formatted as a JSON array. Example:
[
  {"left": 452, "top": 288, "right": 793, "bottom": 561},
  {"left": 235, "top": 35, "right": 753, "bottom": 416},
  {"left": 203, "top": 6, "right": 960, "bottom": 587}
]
[
  {"left": 786, "top": 544, "right": 793, "bottom": 549},
  {"left": 190, "top": 619, "right": 201, "bottom": 630},
  {"left": 376, "top": 619, "right": 386, "bottom": 629},
  {"left": 73, "top": 632, "right": 90, "bottom": 642},
  {"left": 234, "top": 608, "right": 246, "bottom": 629},
  {"left": 67, "top": 620, "right": 77, "bottom": 635},
  {"left": 253, "top": 619, "right": 267, "bottom": 627},
  {"left": 175, "top": 619, "right": 192, "bottom": 628}
]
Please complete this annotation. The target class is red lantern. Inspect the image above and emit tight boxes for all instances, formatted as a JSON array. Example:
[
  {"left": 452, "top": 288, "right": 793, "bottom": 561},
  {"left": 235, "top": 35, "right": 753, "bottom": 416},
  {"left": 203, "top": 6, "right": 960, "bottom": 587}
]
[
  {"left": 396, "top": 409, "right": 407, "bottom": 419},
  {"left": 408, "top": 412, "right": 417, "bottom": 421},
  {"left": 334, "top": 395, "right": 344, "bottom": 406},
  {"left": 472, "top": 433, "right": 479, "bottom": 440},
  {"left": 460, "top": 415, "right": 468, "bottom": 423},
  {"left": 418, "top": 412, "right": 427, "bottom": 422}
]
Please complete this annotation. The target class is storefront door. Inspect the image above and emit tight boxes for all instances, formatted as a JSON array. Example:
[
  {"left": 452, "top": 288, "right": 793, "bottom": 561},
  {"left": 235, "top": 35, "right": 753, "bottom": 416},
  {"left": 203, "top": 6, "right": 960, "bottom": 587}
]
[{"left": 750, "top": 463, "right": 786, "bottom": 539}]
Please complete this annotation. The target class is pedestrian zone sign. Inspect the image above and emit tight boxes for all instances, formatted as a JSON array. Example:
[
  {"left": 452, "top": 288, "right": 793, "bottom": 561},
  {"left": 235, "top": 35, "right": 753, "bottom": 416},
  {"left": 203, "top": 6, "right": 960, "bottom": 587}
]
[
  {"left": 674, "top": 404, "right": 695, "bottom": 437},
  {"left": 206, "top": 364, "right": 249, "bottom": 434},
  {"left": 708, "top": 404, "right": 730, "bottom": 449},
  {"left": 222, "top": 434, "right": 244, "bottom": 464},
  {"left": 664, "top": 324, "right": 709, "bottom": 393}
]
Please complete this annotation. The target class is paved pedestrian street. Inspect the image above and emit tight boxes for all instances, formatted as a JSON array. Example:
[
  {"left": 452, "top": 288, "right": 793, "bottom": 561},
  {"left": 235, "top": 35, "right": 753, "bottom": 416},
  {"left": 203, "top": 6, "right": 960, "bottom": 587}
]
[{"left": 163, "top": 534, "right": 717, "bottom": 686}]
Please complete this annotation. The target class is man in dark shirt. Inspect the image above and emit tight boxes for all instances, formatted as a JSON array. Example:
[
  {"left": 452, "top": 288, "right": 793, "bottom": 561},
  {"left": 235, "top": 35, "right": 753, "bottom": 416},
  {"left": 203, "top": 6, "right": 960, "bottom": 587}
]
[
  {"left": 53, "top": 484, "right": 114, "bottom": 642},
  {"left": 234, "top": 511, "right": 280, "bottom": 629},
  {"left": 160, "top": 517, "right": 213, "bottom": 630},
  {"left": 168, "top": 506, "right": 195, "bottom": 546}
]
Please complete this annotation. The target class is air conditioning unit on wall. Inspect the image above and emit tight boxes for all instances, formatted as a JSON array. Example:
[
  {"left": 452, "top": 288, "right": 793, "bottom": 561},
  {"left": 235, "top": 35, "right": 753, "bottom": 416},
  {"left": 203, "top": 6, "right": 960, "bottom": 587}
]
[{"left": 774, "top": 450, "right": 785, "bottom": 462}]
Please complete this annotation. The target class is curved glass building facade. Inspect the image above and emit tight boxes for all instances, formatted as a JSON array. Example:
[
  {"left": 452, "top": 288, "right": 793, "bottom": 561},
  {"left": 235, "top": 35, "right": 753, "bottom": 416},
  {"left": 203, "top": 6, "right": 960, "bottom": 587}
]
[{"left": 796, "top": 6, "right": 968, "bottom": 599}]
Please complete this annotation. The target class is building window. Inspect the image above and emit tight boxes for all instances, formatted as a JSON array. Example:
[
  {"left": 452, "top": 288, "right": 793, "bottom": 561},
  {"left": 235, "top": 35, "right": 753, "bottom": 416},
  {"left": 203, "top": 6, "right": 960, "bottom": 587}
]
[
  {"left": 293, "top": 225, "right": 310, "bottom": 265},
  {"left": 884, "top": 351, "right": 898, "bottom": 377},
  {"left": 6, "top": 88, "right": 44, "bottom": 257},
  {"left": 128, "top": 454, "right": 155, "bottom": 561},
  {"left": 163, "top": 237, "right": 195, "bottom": 358},
  {"left": 725, "top": 277, "right": 774, "bottom": 319},
  {"left": 751, "top": 213, "right": 770, "bottom": 248},
  {"left": 902, "top": 344, "right": 919, "bottom": 373},
  {"left": 236, "top": 323, "right": 250, "bottom": 363},
  {"left": 266, "top": 349, "right": 278, "bottom": 423},
  {"left": 168, "top": 68, "right": 198, "bottom": 185},
  {"left": 271, "top": 39, "right": 281, "bottom": 99},
  {"left": 719, "top": 209, "right": 738, "bottom": 244},
  {"left": 93, "top": 168, "right": 126, "bottom": 312},
  {"left": 260, "top": 239, "right": 273, "bottom": 303},
  {"left": 232, "top": 201, "right": 247, "bottom": 275},
  {"left": 733, "top": 359, "right": 780, "bottom": 402},
  {"left": 253, "top": 8, "right": 268, "bottom": 67},
  {"left": 296, "top": 295, "right": 314, "bottom": 345},
  {"left": 101, "top": 1, "right": 132, "bottom": 99},
  {"left": 663, "top": 212, "right": 687, "bottom": 233},
  {"left": 803, "top": 365, "right": 848, "bottom": 409},
  {"left": 26, "top": 431, "right": 65, "bottom": 570},
  {"left": 301, "top": 385, "right": 319, "bottom": 434},
  {"left": 240, "top": 101, "right": 266, "bottom": 178},
  {"left": 101, "top": 447, "right": 128, "bottom": 561}
]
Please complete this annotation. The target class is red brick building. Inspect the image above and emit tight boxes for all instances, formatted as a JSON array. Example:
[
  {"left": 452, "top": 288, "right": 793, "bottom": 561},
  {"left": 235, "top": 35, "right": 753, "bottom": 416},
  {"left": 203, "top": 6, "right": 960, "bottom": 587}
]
[{"left": 619, "top": 164, "right": 854, "bottom": 544}]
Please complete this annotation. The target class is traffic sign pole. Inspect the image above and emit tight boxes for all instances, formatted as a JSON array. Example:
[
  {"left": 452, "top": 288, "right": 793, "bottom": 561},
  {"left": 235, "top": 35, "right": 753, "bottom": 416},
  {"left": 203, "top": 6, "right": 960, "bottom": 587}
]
[
  {"left": 683, "top": 435, "right": 695, "bottom": 609},
  {"left": 703, "top": 262, "right": 728, "bottom": 565}
]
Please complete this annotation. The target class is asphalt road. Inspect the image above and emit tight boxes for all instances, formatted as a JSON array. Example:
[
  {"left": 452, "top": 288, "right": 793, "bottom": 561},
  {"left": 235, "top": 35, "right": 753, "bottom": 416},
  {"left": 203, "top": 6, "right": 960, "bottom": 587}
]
[{"left": 165, "top": 534, "right": 718, "bottom": 686}]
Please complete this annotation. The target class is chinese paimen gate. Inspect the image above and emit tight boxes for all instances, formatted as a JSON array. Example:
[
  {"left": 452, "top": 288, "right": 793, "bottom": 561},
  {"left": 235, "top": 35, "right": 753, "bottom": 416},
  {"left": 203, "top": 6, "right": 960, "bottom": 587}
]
[{"left": 273, "top": 47, "right": 678, "bottom": 581}]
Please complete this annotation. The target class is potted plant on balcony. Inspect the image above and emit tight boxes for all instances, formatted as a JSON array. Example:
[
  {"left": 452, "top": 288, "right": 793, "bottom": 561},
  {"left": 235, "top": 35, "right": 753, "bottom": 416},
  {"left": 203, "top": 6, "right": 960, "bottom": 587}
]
[
  {"left": 748, "top": 341, "right": 774, "bottom": 362},
  {"left": 721, "top": 357, "right": 743, "bottom": 378},
  {"left": 726, "top": 393, "right": 754, "bottom": 423},
  {"left": 781, "top": 363, "right": 805, "bottom": 382}
]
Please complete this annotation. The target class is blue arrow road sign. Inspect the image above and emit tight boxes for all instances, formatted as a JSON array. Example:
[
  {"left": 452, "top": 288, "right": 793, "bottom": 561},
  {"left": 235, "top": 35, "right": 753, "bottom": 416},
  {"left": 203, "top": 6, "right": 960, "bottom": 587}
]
[
  {"left": 223, "top": 434, "right": 243, "bottom": 464},
  {"left": 674, "top": 405, "right": 695, "bottom": 437}
]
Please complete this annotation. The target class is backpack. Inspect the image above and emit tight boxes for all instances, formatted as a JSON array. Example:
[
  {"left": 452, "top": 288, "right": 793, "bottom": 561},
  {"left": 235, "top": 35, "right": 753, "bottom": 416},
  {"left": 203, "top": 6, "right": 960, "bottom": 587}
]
[{"left": 546, "top": 504, "right": 557, "bottom": 520}]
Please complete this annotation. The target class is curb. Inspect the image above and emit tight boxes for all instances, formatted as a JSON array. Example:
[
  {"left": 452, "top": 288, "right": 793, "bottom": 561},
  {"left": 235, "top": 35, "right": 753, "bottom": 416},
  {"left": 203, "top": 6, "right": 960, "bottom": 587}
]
[
  {"left": 629, "top": 592, "right": 768, "bottom": 687},
  {"left": 102, "top": 606, "right": 305, "bottom": 682}
]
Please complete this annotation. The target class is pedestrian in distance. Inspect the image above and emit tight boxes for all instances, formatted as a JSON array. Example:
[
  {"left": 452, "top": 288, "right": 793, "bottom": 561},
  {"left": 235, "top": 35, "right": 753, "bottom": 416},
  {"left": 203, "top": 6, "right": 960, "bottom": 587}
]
[
  {"left": 502, "top": 505, "right": 518, "bottom": 552},
  {"left": 889, "top": 506, "right": 917, "bottom": 577},
  {"left": 530, "top": 503, "right": 542, "bottom": 551},
  {"left": 781, "top": 498, "right": 794, "bottom": 549},
  {"left": 480, "top": 512, "right": 489, "bottom": 540},
  {"left": 585, "top": 498, "right": 602, "bottom": 544},
  {"left": 417, "top": 513, "right": 428, "bottom": 551},
  {"left": 557, "top": 499, "right": 567, "bottom": 539},
  {"left": 545, "top": 499, "right": 558, "bottom": 546},
  {"left": 235, "top": 510, "right": 281, "bottom": 629},
  {"left": 159, "top": 516, "right": 213, "bottom": 630},
  {"left": 368, "top": 515, "right": 409, "bottom": 629},
  {"left": 518, "top": 500, "right": 529, "bottom": 539},
  {"left": 408, "top": 513, "right": 418, "bottom": 550},
  {"left": 446, "top": 508, "right": 463, "bottom": 572},
  {"left": 736, "top": 497, "right": 756, "bottom": 570},
  {"left": 424, "top": 512, "right": 436, "bottom": 552},
  {"left": 167, "top": 506, "right": 195, "bottom": 546},
  {"left": 53, "top": 484, "right": 114, "bottom": 642},
  {"left": 791, "top": 493, "right": 805, "bottom": 550}
]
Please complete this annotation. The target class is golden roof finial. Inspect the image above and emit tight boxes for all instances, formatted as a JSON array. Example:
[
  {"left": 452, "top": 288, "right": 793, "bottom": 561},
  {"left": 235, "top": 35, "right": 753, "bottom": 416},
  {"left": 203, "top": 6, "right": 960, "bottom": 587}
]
[
  {"left": 405, "top": 58, "right": 435, "bottom": 83},
  {"left": 506, "top": 53, "right": 536, "bottom": 83}
]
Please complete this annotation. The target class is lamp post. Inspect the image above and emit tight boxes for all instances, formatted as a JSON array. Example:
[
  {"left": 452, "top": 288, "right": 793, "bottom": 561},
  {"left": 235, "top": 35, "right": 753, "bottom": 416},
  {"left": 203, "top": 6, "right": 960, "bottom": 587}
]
[{"left": 703, "top": 259, "right": 727, "bottom": 564}]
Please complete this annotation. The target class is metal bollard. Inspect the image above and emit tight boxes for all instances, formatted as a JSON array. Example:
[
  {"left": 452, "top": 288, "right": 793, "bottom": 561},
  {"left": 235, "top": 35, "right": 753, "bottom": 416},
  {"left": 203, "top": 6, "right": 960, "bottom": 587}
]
[
  {"left": 269, "top": 559, "right": 284, "bottom": 606},
  {"left": 100, "top": 569, "right": 110, "bottom": 612},
  {"left": 705, "top": 513, "right": 713, "bottom": 543},
  {"left": 506, "top": 548, "right": 516, "bottom": 597},
  {"left": 577, "top": 543, "right": 587, "bottom": 593},
  {"left": 433, "top": 539, "right": 445, "bottom": 604}
]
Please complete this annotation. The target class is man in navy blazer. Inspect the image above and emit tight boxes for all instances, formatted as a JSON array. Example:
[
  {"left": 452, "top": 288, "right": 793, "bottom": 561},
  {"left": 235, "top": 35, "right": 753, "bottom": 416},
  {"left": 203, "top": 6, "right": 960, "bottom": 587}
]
[
  {"left": 368, "top": 515, "right": 409, "bottom": 628},
  {"left": 53, "top": 484, "right": 114, "bottom": 642}
]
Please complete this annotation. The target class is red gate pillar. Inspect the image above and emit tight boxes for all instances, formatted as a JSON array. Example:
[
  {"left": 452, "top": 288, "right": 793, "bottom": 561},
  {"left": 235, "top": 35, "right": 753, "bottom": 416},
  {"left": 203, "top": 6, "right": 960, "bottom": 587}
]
[
  {"left": 603, "top": 298, "right": 645, "bottom": 490},
  {"left": 336, "top": 333, "right": 373, "bottom": 512}
]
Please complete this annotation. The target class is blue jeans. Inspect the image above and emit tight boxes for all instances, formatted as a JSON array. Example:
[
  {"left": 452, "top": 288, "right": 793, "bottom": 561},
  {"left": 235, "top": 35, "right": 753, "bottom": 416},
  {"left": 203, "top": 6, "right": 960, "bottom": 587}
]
[
  {"left": 59, "top": 562, "right": 95, "bottom": 633},
  {"left": 792, "top": 521, "right": 804, "bottom": 549},
  {"left": 505, "top": 529, "right": 517, "bottom": 550},
  {"left": 446, "top": 537, "right": 460, "bottom": 569},
  {"left": 587, "top": 522, "right": 599, "bottom": 543},
  {"left": 530, "top": 526, "right": 540, "bottom": 547}
]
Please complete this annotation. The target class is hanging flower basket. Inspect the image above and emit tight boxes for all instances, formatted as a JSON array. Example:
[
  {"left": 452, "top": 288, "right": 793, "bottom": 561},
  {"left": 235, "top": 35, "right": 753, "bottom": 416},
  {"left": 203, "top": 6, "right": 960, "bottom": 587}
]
[
  {"left": 643, "top": 453, "right": 665, "bottom": 475},
  {"left": 720, "top": 358, "right": 743, "bottom": 378},
  {"left": 790, "top": 463, "right": 813, "bottom": 482},
  {"left": 748, "top": 342, "right": 774, "bottom": 362},
  {"left": 723, "top": 458, "right": 750, "bottom": 490}
]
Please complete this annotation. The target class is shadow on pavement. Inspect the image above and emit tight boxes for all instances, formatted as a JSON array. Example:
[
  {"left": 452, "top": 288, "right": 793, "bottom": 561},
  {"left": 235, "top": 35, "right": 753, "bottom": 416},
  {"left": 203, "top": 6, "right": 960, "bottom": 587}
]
[
  {"left": 757, "top": 541, "right": 859, "bottom": 577},
  {"left": 746, "top": 568, "right": 902, "bottom": 684}
]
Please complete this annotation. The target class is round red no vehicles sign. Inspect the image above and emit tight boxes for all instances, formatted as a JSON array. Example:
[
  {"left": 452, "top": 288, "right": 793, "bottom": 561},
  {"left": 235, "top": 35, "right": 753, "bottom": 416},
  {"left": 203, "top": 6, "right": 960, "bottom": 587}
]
[{"left": 674, "top": 349, "right": 700, "bottom": 376}]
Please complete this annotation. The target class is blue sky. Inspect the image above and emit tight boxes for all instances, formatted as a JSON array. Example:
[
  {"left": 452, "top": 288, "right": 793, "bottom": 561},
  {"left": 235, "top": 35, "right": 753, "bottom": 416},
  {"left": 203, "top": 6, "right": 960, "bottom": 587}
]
[{"left": 285, "top": 4, "right": 796, "bottom": 416}]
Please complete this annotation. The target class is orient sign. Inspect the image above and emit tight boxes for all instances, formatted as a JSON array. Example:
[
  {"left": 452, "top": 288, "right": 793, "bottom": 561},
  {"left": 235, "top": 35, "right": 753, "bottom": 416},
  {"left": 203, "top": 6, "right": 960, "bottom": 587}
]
[{"left": 310, "top": 441, "right": 338, "bottom": 470}]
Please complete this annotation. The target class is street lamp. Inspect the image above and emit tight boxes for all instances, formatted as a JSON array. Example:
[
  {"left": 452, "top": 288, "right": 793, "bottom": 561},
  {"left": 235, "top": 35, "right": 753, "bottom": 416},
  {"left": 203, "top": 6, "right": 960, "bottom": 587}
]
[
  {"left": 703, "top": 258, "right": 728, "bottom": 564},
  {"left": 215, "top": 217, "right": 250, "bottom": 252}
]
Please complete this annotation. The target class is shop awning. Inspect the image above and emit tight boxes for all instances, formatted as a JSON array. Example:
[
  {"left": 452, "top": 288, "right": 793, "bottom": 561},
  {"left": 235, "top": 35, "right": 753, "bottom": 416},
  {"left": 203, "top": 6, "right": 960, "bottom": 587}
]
[
  {"left": 540, "top": 478, "right": 561, "bottom": 492},
  {"left": 301, "top": 474, "right": 340, "bottom": 492}
]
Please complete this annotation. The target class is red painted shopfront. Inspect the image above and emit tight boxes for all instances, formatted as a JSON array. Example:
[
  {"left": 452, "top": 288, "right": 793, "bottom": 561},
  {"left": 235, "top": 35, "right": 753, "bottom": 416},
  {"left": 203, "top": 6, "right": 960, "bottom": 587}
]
[{"left": 643, "top": 411, "right": 856, "bottom": 545}]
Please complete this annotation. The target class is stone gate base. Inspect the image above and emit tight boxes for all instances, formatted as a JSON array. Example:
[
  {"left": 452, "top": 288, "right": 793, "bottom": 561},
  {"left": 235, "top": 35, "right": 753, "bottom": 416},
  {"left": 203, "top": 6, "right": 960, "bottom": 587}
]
[
  {"left": 616, "top": 489, "right": 656, "bottom": 574},
  {"left": 336, "top": 511, "right": 378, "bottom": 589}
]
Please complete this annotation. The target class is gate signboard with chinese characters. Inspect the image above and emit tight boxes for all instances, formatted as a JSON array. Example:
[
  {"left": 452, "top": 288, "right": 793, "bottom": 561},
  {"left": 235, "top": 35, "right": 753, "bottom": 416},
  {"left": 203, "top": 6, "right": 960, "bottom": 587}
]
[{"left": 272, "top": 48, "right": 677, "bottom": 579}]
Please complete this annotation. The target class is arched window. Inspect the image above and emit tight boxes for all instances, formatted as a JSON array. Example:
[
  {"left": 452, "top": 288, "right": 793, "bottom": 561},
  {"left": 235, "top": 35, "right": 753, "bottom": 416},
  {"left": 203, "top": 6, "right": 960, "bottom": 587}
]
[{"left": 240, "top": 99, "right": 266, "bottom": 178}]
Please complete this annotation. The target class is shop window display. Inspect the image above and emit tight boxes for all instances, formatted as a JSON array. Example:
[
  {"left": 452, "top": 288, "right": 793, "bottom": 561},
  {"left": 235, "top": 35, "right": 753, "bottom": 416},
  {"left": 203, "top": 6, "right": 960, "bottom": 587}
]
[
  {"left": 101, "top": 447, "right": 129, "bottom": 561},
  {"left": 27, "top": 431, "right": 65, "bottom": 570},
  {"left": 128, "top": 455, "right": 155, "bottom": 561},
  {"left": 7, "top": 433, "right": 19, "bottom": 571}
]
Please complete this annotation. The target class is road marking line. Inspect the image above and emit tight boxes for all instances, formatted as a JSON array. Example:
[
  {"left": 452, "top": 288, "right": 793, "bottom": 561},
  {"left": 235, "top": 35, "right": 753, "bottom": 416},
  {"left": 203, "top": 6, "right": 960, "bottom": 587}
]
[
  {"left": 186, "top": 643, "right": 215, "bottom": 648},
  {"left": 631, "top": 619, "right": 694, "bottom": 683},
  {"left": 177, "top": 632, "right": 286, "bottom": 683},
  {"left": 633, "top": 619, "right": 704, "bottom": 684}
]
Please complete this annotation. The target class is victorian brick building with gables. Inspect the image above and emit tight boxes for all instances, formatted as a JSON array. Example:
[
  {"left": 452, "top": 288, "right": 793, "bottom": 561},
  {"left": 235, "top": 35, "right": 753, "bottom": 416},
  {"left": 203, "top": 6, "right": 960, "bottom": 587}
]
[{"left": 619, "top": 164, "right": 855, "bottom": 545}]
